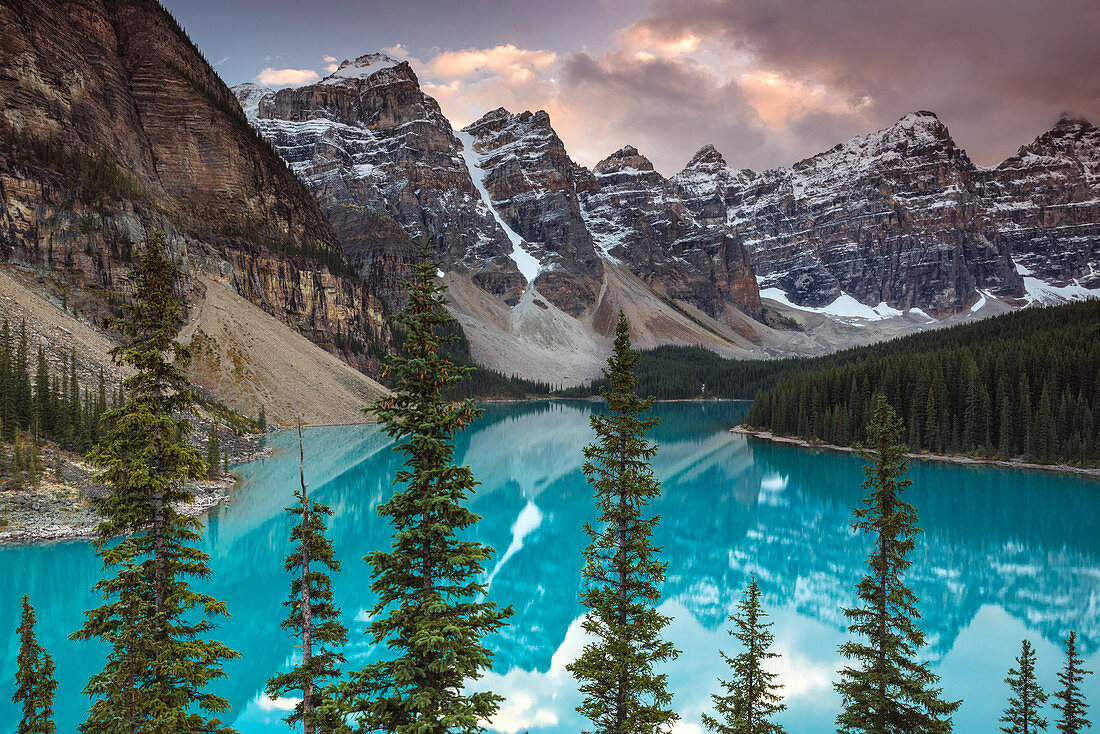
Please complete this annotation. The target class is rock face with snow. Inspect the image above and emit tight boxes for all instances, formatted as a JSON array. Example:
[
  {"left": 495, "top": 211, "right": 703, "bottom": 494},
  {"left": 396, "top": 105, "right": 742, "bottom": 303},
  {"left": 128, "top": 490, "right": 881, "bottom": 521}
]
[
  {"left": 460, "top": 108, "right": 602, "bottom": 316},
  {"left": 238, "top": 54, "right": 526, "bottom": 309},
  {"left": 675, "top": 112, "right": 1017, "bottom": 314},
  {"left": 986, "top": 116, "right": 1100, "bottom": 291},
  {"left": 581, "top": 145, "right": 763, "bottom": 319},
  {"left": 235, "top": 61, "right": 764, "bottom": 323},
  {"left": 675, "top": 111, "right": 1100, "bottom": 315}
]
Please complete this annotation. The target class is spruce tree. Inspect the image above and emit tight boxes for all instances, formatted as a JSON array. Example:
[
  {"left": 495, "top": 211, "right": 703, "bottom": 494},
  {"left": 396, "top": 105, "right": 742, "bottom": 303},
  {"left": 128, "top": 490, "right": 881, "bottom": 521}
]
[
  {"left": 72, "top": 227, "right": 240, "bottom": 733},
  {"left": 702, "top": 575, "right": 785, "bottom": 734},
  {"left": 266, "top": 421, "right": 348, "bottom": 733},
  {"left": 566, "top": 312, "right": 680, "bottom": 734},
  {"left": 835, "top": 394, "right": 960, "bottom": 734},
  {"left": 335, "top": 238, "right": 511, "bottom": 734},
  {"left": 206, "top": 421, "right": 220, "bottom": 480},
  {"left": 1001, "top": 639, "right": 1048, "bottom": 734},
  {"left": 13, "top": 595, "right": 56, "bottom": 734},
  {"left": 1053, "top": 632, "right": 1091, "bottom": 734}
]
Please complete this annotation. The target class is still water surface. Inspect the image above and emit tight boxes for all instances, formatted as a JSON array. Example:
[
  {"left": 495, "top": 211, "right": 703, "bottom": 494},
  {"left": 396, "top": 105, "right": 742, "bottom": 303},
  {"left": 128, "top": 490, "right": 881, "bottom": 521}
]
[{"left": 3, "top": 401, "right": 1099, "bottom": 732}]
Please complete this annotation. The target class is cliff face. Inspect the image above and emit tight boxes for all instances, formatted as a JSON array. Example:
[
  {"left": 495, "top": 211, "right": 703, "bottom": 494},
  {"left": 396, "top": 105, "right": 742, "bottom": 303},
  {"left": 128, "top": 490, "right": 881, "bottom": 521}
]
[
  {"left": 580, "top": 145, "right": 762, "bottom": 319},
  {"left": 461, "top": 108, "right": 603, "bottom": 317},
  {"left": 674, "top": 112, "right": 1100, "bottom": 315},
  {"left": 986, "top": 116, "right": 1100, "bottom": 291},
  {"left": 234, "top": 60, "right": 764, "bottom": 326},
  {"left": 0, "top": 0, "right": 385, "bottom": 370},
  {"left": 240, "top": 54, "right": 526, "bottom": 310}
]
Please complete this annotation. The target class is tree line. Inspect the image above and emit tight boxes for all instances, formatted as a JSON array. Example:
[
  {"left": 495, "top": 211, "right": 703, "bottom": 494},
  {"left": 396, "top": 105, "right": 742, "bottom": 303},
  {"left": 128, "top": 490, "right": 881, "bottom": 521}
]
[
  {"left": 745, "top": 300, "right": 1100, "bottom": 465},
  {"left": 0, "top": 319, "right": 117, "bottom": 489},
  {"left": 9, "top": 231, "right": 1095, "bottom": 734}
]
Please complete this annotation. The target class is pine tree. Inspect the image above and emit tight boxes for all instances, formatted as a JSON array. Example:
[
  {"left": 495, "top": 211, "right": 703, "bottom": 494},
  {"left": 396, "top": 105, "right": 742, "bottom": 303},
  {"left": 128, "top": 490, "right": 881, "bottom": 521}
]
[
  {"left": 72, "top": 227, "right": 240, "bottom": 733},
  {"left": 335, "top": 238, "right": 511, "bottom": 734},
  {"left": 1001, "top": 639, "right": 1048, "bottom": 734},
  {"left": 206, "top": 421, "right": 220, "bottom": 480},
  {"left": 835, "top": 394, "right": 961, "bottom": 734},
  {"left": 703, "top": 575, "right": 785, "bottom": 734},
  {"left": 13, "top": 595, "right": 56, "bottom": 734},
  {"left": 266, "top": 421, "right": 348, "bottom": 733},
  {"left": 1053, "top": 632, "right": 1091, "bottom": 734},
  {"left": 258, "top": 404, "right": 266, "bottom": 432},
  {"left": 566, "top": 313, "right": 680, "bottom": 734}
]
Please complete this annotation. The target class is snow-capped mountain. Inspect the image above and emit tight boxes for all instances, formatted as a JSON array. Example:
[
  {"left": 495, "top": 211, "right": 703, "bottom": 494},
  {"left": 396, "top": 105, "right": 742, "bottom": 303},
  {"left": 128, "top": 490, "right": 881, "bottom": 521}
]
[
  {"left": 233, "top": 57, "right": 771, "bottom": 384},
  {"left": 233, "top": 52, "right": 1100, "bottom": 379},
  {"left": 674, "top": 111, "right": 1100, "bottom": 315}
]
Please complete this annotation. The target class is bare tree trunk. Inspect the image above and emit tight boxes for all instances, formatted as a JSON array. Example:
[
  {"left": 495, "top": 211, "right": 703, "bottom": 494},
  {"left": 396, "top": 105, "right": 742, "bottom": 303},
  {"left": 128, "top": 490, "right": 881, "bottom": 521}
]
[{"left": 298, "top": 420, "right": 314, "bottom": 734}]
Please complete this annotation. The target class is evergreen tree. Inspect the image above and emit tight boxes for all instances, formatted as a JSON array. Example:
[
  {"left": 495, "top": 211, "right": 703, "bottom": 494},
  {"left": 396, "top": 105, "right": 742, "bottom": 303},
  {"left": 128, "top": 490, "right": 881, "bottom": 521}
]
[
  {"left": 335, "top": 239, "right": 511, "bottom": 734},
  {"left": 1001, "top": 639, "right": 1048, "bottom": 734},
  {"left": 258, "top": 404, "right": 266, "bottom": 432},
  {"left": 13, "top": 595, "right": 56, "bottom": 734},
  {"left": 566, "top": 313, "right": 680, "bottom": 734},
  {"left": 206, "top": 422, "right": 220, "bottom": 480},
  {"left": 72, "top": 227, "right": 240, "bottom": 733},
  {"left": 266, "top": 422, "right": 348, "bottom": 733},
  {"left": 835, "top": 395, "right": 960, "bottom": 734},
  {"left": 1053, "top": 632, "right": 1091, "bottom": 734},
  {"left": 702, "top": 575, "right": 785, "bottom": 734}
]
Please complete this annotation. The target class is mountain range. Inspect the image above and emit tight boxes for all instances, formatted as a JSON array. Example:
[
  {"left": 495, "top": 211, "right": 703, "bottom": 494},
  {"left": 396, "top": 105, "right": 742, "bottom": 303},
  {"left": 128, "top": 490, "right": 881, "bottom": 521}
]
[
  {"left": 233, "top": 52, "right": 1100, "bottom": 382},
  {"left": 1, "top": 0, "right": 1097, "bottom": 407}
]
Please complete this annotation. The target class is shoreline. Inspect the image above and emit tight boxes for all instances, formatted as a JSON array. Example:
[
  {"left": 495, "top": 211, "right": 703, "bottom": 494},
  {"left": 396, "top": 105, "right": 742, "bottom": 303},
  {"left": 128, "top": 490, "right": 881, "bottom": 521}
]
[
  {"left": 731, "top": 426, "right": 1100, "bottom": 480},
  {"left": 0, "top": 440, "right": 273, "bottom": 546}
]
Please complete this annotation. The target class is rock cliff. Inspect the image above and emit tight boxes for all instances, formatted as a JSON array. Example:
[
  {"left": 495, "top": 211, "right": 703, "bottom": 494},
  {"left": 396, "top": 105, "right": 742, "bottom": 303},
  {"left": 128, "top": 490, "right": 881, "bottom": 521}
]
[{"left": 0, "top": 0, "right": 386, "bottom": 381}]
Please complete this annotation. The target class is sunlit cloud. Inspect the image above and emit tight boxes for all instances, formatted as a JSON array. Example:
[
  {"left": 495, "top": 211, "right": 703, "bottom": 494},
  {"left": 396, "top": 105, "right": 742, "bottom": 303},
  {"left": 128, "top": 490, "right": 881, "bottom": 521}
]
[
  {"left": 255, "top": 66, "right": 320, "bottom": 86},
  {"left": 322, "top": 54, "right": 339, "bottom": 73}
]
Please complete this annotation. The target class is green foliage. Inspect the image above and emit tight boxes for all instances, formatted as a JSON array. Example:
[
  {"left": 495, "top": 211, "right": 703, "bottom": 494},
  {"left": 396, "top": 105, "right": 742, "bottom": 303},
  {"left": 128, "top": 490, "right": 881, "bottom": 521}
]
[
  {"left": 266, "top": 424, "right": 348, "bottom": 733},
  {"left": 206, "top": 422, "right": 220, "bottom": 480},
  {"left": 334, "top": 239, "right": 511, "bottom": 734},
  {"left": 1053, "top": 632, "right": 1091, "bottom": 734},
  {"left": 14, "top": 596, "right": 56, "bottom": 734},
  {"left": 702, "top": 576, "right": 785, "bottom": 734},
  {"left": 0, "top": 318, "right": 114, "bottom": 490},
  {"left": 258, "top": 405, "right": 267, "bottom": 432},
  {"left": 835, "top": 395, "right": 960, "bottom": 734},
  {"left": 745, "top": 301, "right": 1100, "bottom": 465},
  {"left": 71, "top": 227, "right": 240, "bottom": 733},
  {"left": 566, "top": 313, "right": 679, "bottom": 734},
  {"left": 1001, "top": 639, "right": 1048, "bottom": 734}
]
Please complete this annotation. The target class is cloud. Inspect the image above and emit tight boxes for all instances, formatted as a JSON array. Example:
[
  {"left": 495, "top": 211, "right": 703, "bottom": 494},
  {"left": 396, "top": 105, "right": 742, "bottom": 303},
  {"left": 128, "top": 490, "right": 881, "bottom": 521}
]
[
  {"left": 214, "top": 56, "right": 230, "bottom": 67},
  {"left": 322, "top": 54, "right": 339, "bottom": 72},
  {"left": 424, "top": 44, "right": 557, "bottom": 84},
  {"left": 255, "top": 67, "right": 320, "bottom": 87},
  {"left": 323, "top": 55, "right": 336, "bottom": 63},
  {"left": 626, "top": 0, "right": 1100, "bottom": 165}
]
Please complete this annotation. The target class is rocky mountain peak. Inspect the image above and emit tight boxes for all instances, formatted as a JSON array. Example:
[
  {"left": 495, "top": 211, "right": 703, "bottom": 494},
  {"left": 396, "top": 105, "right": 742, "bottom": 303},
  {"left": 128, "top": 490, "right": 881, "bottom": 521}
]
[
  {"left": 682, "top": 143, "right": 728, "bottom": 172},
  {"left": 594, "top": 145, "right": 656, "bottom": 175},
  {"left": 322, "top": 52, "right": 409, "bottom": 85},
  {"left": 1055, "top": 113, "right": 1093, "bottom": 130},
  {"left": 232, "top": 82, "right": 274, "bottom": 121}
]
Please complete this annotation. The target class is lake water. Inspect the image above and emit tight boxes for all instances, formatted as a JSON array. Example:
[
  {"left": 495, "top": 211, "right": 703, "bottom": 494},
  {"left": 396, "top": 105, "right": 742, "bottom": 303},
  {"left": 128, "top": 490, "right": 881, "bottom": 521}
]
[{"left": 3, "top": 400, "right": 1099, "bottom": 733}]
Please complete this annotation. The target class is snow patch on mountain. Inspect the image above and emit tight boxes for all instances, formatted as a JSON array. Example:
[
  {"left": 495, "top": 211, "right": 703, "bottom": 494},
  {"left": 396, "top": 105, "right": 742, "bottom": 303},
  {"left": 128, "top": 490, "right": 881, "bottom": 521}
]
[
  {"left": 323, "top": 53, "right": 401, "bottom": 84},
  {"left": 455, "top": 129, "right": 542, "bottom": 284},
  {"left": 760, "top": 288, "right": 908, "bottom": 323}
]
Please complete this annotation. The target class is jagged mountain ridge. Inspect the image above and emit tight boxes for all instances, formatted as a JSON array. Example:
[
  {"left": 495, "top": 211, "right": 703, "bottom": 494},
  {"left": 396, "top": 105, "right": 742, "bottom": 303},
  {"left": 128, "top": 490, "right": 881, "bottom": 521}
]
[
  {"left": 235, "top": 54, "right": 777, "bottom": 385},
  {"left": 675, "top": 111, "right": 1100, "bottom": 314}
]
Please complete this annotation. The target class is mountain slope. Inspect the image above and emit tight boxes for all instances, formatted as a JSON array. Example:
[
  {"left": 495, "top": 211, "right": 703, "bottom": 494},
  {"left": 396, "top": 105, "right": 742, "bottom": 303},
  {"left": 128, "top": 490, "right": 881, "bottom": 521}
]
[
  {"left": 0, "top": 0, "right": 387, "bottom": 412},
  {"left": 234, "top": 56, "right": 774, "bottom": 384}
]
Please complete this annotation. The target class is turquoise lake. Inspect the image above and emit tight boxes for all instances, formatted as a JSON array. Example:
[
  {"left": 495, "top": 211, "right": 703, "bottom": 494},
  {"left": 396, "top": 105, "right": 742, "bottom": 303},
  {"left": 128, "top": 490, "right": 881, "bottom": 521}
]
[{"left": 3, "top": 400, "right": 1099, "bottom": 732}]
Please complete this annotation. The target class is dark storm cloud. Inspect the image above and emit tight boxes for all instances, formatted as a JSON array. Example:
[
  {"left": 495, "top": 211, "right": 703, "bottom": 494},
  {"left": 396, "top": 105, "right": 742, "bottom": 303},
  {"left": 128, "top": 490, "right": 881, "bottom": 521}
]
[{"left": 630, "top": 0, "right": 1100, "bottom": 164}]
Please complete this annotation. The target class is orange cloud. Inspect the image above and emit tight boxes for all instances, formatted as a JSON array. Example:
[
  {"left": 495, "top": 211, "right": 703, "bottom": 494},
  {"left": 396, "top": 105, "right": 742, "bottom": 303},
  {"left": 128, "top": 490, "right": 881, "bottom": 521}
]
[{"left": 255, "top": 67, "right": 319, "bottom": 87}]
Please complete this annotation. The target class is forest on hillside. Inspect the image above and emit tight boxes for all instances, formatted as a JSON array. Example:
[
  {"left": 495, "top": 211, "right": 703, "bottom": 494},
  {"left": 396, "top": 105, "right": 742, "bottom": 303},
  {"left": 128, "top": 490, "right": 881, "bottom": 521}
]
[{"left": 744, "top": 300, "right": 1100, "bottom": 465}]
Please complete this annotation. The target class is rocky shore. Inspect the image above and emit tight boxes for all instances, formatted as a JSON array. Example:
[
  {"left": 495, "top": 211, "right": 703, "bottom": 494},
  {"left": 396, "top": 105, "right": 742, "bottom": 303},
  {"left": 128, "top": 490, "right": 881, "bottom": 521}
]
[
  {"left": 0, "top": 433, "right": 271, "bottom": 545},
  {"left": 732, "top": 426, "right": 1100, "bottom": 479}
]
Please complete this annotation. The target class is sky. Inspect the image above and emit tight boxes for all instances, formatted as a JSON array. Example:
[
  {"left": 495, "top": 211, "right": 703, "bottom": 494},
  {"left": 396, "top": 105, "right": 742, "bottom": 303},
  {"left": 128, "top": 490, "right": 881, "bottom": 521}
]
[{"left": 164, "top": 0, "right": 1100, "bottom": 175}]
